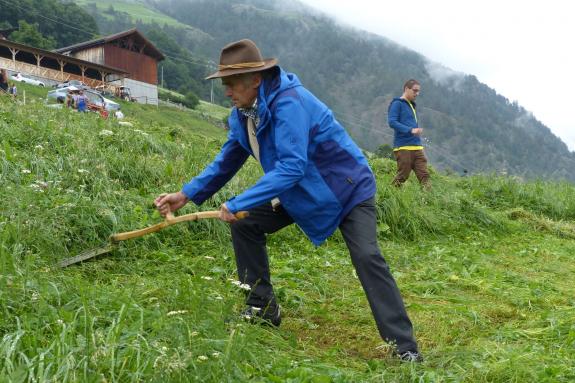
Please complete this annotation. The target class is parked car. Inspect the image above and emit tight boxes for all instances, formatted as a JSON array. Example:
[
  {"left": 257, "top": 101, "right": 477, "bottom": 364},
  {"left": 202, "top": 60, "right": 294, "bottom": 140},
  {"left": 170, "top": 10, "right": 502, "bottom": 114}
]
[
  {"left": 10, "top": 73, "right": 45, "bottom": 87},
  {"left": 46, "top": 86, "right": 120, "bottom": 112},
  {"left": 54, "top": 79, "right": 90, "bottom": 90}
]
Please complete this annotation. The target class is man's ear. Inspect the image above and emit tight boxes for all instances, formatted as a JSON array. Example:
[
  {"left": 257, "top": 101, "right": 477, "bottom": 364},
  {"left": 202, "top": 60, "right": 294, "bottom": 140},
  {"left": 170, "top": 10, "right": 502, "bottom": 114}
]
[{"left": 252, "top": 73, "right": 263, "bottom": 89}]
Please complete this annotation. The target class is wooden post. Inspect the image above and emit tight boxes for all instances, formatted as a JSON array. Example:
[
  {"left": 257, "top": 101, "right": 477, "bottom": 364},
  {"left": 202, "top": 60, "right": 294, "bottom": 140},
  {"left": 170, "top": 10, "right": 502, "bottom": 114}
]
[
  {"left": 99, "top": 71, "right": 105, "bottom": 83},
  {"left": 80, "top": 65, "right": 87, "bottom": 83},
  {"left": 9, "top": 48, "right": 19, "bottom": 71},
  {"left": 34, "top": 54, "right": 43, "bottom": 67},
  {"left": 58, "top": 60, "right": 65, "bottom": 81}
]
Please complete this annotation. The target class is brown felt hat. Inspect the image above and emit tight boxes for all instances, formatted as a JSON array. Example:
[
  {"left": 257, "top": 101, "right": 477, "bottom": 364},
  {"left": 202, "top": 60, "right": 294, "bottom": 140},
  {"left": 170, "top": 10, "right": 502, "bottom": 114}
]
[{"left": 205, "top": 39, "right": 278, "bottom": 80}]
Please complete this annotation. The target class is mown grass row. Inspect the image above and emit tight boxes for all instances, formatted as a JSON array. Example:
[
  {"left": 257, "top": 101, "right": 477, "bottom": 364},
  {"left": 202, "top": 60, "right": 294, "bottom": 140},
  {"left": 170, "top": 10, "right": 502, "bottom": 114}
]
[{"left": 1, "top": 95, "right": 574, "bottom": 382}]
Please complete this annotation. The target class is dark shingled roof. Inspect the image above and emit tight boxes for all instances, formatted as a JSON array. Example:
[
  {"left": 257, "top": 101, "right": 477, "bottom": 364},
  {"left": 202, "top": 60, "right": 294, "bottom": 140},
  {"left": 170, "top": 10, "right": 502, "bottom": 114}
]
[{"left": 54, "top": 28, "right": 165, "bottom": 61}]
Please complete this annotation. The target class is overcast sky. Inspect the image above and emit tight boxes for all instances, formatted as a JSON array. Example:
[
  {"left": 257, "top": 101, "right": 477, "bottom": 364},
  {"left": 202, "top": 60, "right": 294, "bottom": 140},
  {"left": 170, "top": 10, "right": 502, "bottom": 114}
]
[{"left": 299, "top": 0, "right": 575, "bottom": 150}]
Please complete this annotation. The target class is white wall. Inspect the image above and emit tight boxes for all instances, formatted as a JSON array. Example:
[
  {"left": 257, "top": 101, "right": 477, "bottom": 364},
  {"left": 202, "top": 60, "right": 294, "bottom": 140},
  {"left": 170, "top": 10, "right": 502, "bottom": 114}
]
[{"left": 110, "top": 78, "right": 158, "bottom": 105}]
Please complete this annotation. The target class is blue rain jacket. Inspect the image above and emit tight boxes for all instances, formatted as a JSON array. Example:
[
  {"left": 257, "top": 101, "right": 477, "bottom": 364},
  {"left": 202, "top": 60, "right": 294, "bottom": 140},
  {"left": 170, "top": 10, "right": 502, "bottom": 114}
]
[
  {"left": 388, "top": 97, "right": 422, "bottom": 148},
  {"left": 182, "top": 67, "right": 376, "bottom": 245}
]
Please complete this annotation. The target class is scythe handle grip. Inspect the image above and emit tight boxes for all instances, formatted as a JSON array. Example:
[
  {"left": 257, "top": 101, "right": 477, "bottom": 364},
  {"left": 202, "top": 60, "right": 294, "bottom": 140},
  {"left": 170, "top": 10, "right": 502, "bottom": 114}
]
[{"left": 109, "top": 210, "right": 249, "bottom": 242}]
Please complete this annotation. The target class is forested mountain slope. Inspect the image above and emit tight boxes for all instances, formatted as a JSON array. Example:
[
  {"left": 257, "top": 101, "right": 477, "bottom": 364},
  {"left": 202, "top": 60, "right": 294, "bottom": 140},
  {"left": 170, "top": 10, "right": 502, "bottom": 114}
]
[{"left": 152, "top": 0, "right": 575, "bottom": 180}]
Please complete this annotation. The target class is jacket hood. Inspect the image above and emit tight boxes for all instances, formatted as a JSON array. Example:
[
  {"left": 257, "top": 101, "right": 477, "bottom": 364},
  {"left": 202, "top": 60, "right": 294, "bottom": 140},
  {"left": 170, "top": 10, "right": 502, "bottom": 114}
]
[
  {"left": 392, "top": 97, "right": 416, "bottom": 107},
  {"left": 260, "top": 66, "right": 301, "bottom": 106}
]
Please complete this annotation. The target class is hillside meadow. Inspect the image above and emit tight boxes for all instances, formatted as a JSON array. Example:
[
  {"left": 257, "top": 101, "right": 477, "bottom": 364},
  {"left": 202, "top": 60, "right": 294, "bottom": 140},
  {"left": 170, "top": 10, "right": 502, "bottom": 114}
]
[{"left": 1, "top": 89, "right": 574, "bottom": 382}]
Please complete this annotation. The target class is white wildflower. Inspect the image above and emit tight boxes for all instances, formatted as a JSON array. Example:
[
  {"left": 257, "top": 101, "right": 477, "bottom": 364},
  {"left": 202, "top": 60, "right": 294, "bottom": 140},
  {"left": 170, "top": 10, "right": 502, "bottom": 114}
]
[
  {"left": 153, "top": 356, "right": 162, "bottom": 369},
  {"left": 34, "top": 145, "right": 43, "bottom": 150},
  {"left": 21, "top": 169, "right": 31, "bottom": 174},
  {"left": 167, "top": 310, "right": 188, "bottom": 316},
  {"left": 201, "top": 276, "right": 213, "bottom": 281},
  {"left": 211, "top": 352, "right": 221, "bottom": 358},
  {"left": 231, "top": 280, "right": 251, "bottom": 290},
  {"left": 197, "top": 355, "right": 208, "bottom": 362},
  {"left": 99, "top": 129, "right": 114, "bottom": 136},
  {"left": 31, "top": 292, "right": 40, "bottom": 301},
  {"left": 56, "top": 319, "right": 63, "bottom": 325},
  {"left": 29, "top": 183, "right": 45, "bottom": 192},
  {"left": 167, "top": 359, "right": 186, "bottom": 371},
  {"left": 191, "top": 331, "right": 199, "bottom": 337},
  {"left": 133, "top": 129, "right": 149, "bottom": 136}
]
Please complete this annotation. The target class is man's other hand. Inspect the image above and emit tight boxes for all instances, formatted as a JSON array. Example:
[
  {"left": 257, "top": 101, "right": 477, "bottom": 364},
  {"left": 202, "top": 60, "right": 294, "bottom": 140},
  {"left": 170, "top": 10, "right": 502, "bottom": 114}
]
[
  {"left": 411, "top": 127, "right": 423, "bottom": 136},
  {"left": 219, "top": 203, "right": 238, "bottom": 223}
]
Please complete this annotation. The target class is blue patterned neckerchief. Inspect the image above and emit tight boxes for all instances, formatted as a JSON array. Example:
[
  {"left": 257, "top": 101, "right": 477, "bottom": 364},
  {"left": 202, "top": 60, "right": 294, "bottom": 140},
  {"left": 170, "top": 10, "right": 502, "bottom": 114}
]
[{"left": 238, "top": 99, "right": 259, "bottom": 127}]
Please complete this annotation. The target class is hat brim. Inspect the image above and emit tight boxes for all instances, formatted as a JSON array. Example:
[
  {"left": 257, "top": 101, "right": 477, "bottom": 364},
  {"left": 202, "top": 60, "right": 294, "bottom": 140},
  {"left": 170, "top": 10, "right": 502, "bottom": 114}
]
[{"left": 205, "top": 58, "right": 278, "bottom": 80}]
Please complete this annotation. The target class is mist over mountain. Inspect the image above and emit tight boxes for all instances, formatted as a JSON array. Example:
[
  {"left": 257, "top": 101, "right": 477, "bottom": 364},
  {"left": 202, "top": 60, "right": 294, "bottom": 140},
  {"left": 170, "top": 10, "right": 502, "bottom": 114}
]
[{"left": 7, "top": 0, "right": 573, "bottom": 181}]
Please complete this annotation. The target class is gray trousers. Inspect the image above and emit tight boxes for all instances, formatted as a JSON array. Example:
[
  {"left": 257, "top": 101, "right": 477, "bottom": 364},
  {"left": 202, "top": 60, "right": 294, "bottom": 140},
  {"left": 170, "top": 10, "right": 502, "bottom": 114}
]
[{"left": 230, "top": 197, "right": 418, "bottom": 353}]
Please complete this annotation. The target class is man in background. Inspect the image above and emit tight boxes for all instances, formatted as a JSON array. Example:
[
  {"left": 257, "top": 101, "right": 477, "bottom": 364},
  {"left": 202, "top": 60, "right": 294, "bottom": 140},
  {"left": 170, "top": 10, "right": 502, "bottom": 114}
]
[{"left": 388, "top": 79, "right": 430, "bottom": 187}]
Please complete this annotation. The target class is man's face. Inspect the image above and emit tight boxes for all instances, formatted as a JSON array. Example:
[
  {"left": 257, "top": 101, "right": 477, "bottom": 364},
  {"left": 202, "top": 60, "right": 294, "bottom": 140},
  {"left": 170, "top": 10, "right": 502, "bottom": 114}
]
[
  {"left": 405, "top": 84, "right": 421, "bottom": 101},
  {"left": 222, "top": 74, "right": 260, "bottom": 108}
]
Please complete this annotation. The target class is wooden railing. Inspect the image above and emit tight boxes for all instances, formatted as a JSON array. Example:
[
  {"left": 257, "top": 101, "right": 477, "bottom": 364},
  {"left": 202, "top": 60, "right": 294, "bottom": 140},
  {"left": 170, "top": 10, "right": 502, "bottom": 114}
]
[{"left": 0, "top": 57, "right": 105, "bottom": 88}]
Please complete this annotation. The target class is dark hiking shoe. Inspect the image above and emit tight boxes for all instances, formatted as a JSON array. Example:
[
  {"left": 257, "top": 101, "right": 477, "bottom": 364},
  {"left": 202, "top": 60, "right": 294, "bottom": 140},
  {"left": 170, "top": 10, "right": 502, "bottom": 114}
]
[
  {"left": 398, "top": 350, "right": 424, "bottom": 362},
  {"left": 240, "top": 304, "right": 281, "bottom": 327}
]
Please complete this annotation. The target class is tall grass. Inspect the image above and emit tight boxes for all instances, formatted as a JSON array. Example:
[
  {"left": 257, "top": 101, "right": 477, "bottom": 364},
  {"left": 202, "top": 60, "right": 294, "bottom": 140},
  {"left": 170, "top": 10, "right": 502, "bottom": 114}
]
[{"left": 1, "top": 94, "right": 574, "bottom": 382}]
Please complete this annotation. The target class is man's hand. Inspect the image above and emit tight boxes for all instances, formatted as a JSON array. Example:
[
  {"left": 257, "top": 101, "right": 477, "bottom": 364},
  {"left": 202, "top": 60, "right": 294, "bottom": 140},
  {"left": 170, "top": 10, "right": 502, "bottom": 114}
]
[
  {"left": 154, "top": 191, "right": 189, "bottom": 217},
  {"left": 411, "top": 127, "right": 423, "bottom": 136},
  {"left": 219, "top": 203, "right": 238, "bottom": 223}
]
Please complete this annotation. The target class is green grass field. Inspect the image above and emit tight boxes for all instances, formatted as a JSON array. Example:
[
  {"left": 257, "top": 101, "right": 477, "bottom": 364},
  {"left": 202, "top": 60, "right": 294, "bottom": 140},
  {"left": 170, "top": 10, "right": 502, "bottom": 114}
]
[
  {"left": 1, "top": 89, "right": 574, "bottom": 382},
  {"left": 74, "top": 0, "right": 190, "bottom": 28}
]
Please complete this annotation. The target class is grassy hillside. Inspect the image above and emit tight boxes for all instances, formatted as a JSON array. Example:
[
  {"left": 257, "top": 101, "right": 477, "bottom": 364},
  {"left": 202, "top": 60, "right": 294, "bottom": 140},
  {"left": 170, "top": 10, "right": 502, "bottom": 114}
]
[
  {"left": 75, "top": 0, "right": 189, "bottom": 28},
  {"left": 1, "top": 92, "right": 574, "bottom": 382}
]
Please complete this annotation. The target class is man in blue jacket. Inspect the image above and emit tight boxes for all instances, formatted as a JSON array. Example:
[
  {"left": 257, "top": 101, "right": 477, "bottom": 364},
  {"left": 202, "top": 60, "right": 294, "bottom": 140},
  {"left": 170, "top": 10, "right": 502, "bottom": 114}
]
[
  {"left": 388, "top": 79, "right": 430, "bottom": 187},
  {"left": 155, "top": 40, "right": 422, "bottom": 362}
]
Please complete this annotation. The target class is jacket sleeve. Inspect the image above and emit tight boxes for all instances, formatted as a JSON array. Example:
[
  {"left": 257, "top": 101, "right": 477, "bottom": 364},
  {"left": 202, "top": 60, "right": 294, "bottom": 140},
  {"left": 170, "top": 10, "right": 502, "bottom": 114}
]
[
  {"left": 388, "top": 100, "right": 413, "bottom": 133},
  {"left": 226, "top": 96, "right": 309, "bottom": 212},
  {"left": 181, "top": 127, "right": 249, "bottom": 205}
]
